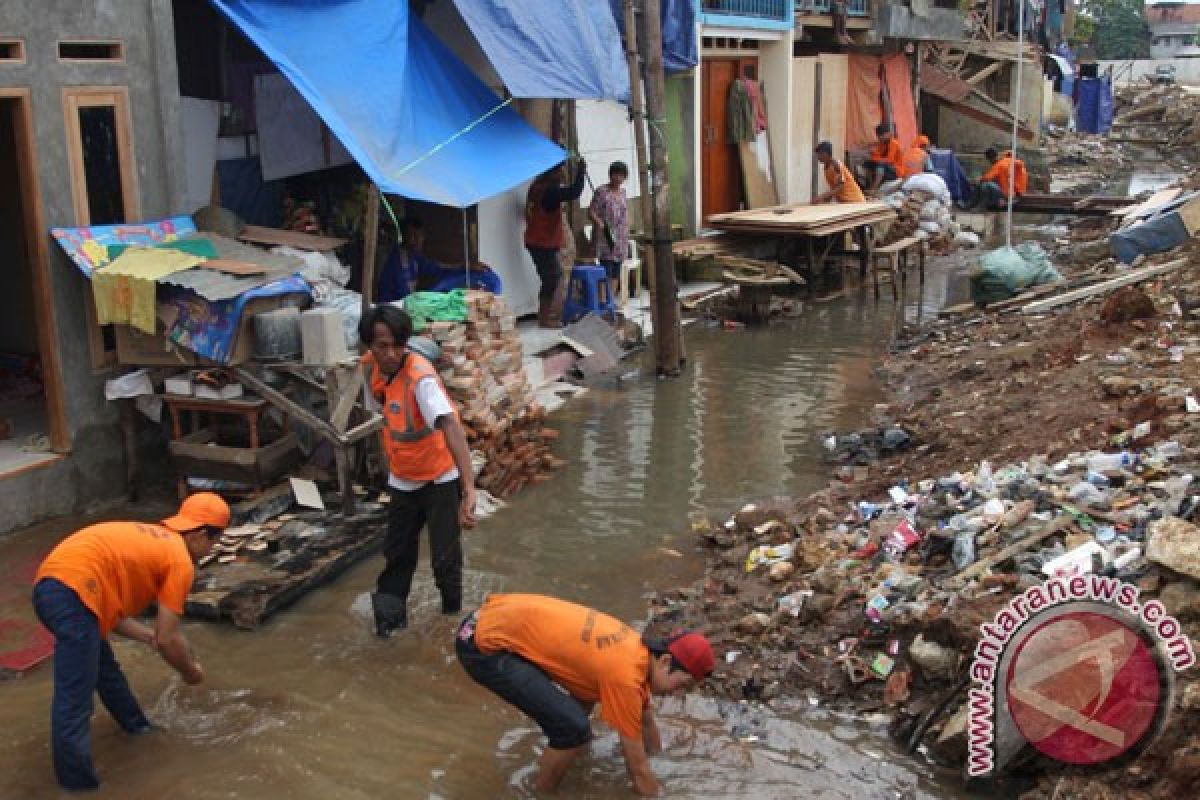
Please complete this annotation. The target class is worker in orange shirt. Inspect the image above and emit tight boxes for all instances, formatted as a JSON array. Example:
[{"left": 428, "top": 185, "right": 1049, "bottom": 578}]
[
  {"left": 813, "top": 140, "right": 866, "bottom": 204},
  {"left": 901, "top": 134, "right": 934, "bottom": 178},
  {"left": 861, "top": 123, "right": 905, "bottom": 194},
  {"left": 456, "top": 593, "right": 714, "bottom": 796},
  {"left": 976, "top": 147, "right": 1028, "bottom": 208},
  {"left": 32, "top": 492, "right": 230, "bottom": 790}
]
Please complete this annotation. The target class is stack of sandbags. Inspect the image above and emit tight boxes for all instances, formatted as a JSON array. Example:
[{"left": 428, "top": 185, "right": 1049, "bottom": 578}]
[
  {"left": 880, "top": 173, "right": 961, "bottom": 254},
  {"left": 425, "top": 291, "right": 565, "bottom": 497}
]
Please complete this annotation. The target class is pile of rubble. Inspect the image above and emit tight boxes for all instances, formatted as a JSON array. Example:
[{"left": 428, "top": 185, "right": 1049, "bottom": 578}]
[
  {"left": 426, "top": 291, "right": 564, "bottom": 497},
  {"left": 1114, "top": 83, "right": 1200, "bottom": 158}
]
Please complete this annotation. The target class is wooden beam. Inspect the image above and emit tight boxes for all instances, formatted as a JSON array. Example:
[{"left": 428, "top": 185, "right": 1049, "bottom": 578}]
[
  {"left": 329, "top": 366, "right": 364, "bottom": 434},
  {"left": 965, "top": 61, "right": 1004, "bottom": 86},
  {"left": 947, "top": 517, "right": 1073, "bottom": 588},
  {"left": 233, "top": 367, "right": 342, "bottom": 443},
  {"left": 938, "top": 97, "right": 1035, "bottom": 140},
  {"left": 360, "top": 184, "right": 381, "bottom": 317},
  {"left": 1022, "top": 259, "right": 1187, "bottom": 313}
]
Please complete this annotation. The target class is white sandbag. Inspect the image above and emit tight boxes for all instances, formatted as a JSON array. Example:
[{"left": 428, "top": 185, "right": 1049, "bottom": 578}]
[
  {"left": 919, "top": 220, "right": 942, "bottom": 234},
  {"left": 903, "top": 173, "right": 951, "bottom": 205},
  {"left": 955, "top": 230, "right": 982, "bottom": 247},
  {"left": 919, "top": 199, "right": 942, "bottom": 221}
]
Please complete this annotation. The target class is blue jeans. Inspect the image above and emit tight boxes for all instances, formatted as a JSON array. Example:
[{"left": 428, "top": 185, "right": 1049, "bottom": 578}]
[
  {"left": 455, "top": 612, "right": 593, "bottom": 750},
  {"left": 32, "top": 578, "right": 150, "bottom": 790},
  {"left": 977, "top": 181, "right": 1006, "bottom": 209}
]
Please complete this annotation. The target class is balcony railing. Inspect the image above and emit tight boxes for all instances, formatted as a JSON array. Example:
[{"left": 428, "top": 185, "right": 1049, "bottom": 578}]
[
  {"left": 796, "top": 0, "right": 869, "bottom": 16},
  {"left": 701, "top": 0, "right": 791, "bottom": 22}
]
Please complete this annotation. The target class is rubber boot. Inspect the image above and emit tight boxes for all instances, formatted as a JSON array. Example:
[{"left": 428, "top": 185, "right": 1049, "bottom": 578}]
[
  {"left": 441, "top": 588, "right": 462, "bottom": 616},
  {"left": 371, "top": 592, "right": 407, "bottom": 638}
]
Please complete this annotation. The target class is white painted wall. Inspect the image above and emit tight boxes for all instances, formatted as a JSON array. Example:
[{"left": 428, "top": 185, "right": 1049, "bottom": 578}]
[
  {"left": 478, "top": 183, "right": 541, "bottom": 317},
  {"left": 1099, "top": 58, "right": 1200, "bottom": 85},
  {"left": 760, "top": 32, "right": 796, "bottom": 205},
  {"left": 576, "top": 100, "right": 642, "bottom": 207}
]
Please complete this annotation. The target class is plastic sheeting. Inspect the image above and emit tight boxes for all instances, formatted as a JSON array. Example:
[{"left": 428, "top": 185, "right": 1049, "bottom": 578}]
[
  {"left": 606, "top": 0, "right": 697, "bottom": 75},
  {"left": 846, "top": 54, "right": 883, "bottom": 150},
  {"left": 882, "top": 54, "right": 918, "bottom": 149},
  {"left": 213, "top": 0, "right": 565, "bottom": 208},
  {"left": 929, "top": 148, "right": 974, "bottom": 207},
  {"left": 453, "top": 0, "right": 629, "bottom": 101},
  {"left": 1110, "top": 212, "right": 1190, "bottom": 264},
  {"left": 1076, "top": 77, "right": 1113, "bottom": 135}
]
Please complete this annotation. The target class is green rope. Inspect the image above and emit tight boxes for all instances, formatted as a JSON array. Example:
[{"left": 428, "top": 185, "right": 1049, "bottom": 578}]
[
  {"left": 378, "top": 189, "right": 401, "bottom": 232},
  {"left": 394, "top": 96, "right": 515, "bottom": 177}
]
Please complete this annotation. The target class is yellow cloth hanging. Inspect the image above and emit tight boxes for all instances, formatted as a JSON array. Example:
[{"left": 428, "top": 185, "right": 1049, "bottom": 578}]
[{"left": 92, "top": 248, "right": 203, "bottom": 334}]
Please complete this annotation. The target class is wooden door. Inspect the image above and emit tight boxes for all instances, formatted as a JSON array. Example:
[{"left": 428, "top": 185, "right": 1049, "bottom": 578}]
[{"left": 701, "top": 58, "right": 757, "bottom": 221}]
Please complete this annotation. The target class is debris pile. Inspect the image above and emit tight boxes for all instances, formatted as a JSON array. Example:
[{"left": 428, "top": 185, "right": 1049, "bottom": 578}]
[
  {"left": 1113, "top": 82, "right": 1200, "bottom": 157},
  {"left": 881, "top": 173, "right": 963, "bottom": 254},
  {"left": 426, "top": 291, "right": 565, "bottom": 497}
]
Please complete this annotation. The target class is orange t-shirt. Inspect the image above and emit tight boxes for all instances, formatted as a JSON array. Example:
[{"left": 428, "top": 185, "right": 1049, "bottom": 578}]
[
  {"left": 36, "top": 521, "right": 195, "bottom": 637},
  {"left": 982, "top": 155, "right": 1028, "bottom": 198},
  {"left": 871, "top": 138, "right": 904, "bottom": 175},
  {"left": 474, "top": 594, "right": 650, "bottom": 739},
  {"left": 824, "top": 160, "right": 866, "bottom": 203}
]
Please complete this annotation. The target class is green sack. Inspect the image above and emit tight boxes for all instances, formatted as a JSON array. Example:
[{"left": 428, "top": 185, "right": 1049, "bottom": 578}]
[{"left": 403, "top": 289, "right": 468, "bottom": 331}]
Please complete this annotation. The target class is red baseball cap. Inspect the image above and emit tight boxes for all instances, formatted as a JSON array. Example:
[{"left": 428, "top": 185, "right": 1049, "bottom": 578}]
[
  {"left": 667, "top": 632, "right": 715, "bottom": 681},
  {"left": 162, "top": 492, "right": 231, "bottom": 532}
]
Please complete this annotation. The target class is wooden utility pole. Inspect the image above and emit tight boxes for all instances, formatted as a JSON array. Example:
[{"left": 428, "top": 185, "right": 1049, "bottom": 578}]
[
  {"left": 359, "top": 183, "right": 381, "bottom": 318},
  {"left": 638, "top": 0, "right": 683, "bottom": 376},
  {"left": 622, "top": 0, "right": 657, "bottom": 309}
]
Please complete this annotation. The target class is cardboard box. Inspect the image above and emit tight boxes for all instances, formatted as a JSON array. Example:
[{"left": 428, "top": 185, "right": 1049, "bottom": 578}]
[{"left": 116, "top": 296, "right": 300, "bottom": 367}]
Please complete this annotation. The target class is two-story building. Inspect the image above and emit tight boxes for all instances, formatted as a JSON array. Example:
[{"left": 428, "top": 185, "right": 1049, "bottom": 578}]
[{"left": 1147, "top": 2, "right": 1200, "bottom": 59}]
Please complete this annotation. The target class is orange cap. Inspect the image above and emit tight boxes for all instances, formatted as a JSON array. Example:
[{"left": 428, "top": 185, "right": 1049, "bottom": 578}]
[
  {"left": 162, "top": 492, "right": 231, "bottom": 532},
  {"left": 916, "top": 135, "right": 931, "bottom": 148}
]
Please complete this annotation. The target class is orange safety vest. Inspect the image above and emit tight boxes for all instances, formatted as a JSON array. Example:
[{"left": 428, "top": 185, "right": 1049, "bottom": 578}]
[
  {"left": 983, "top": 153, "right": 1028, "bottom": 198},
  {"left": 524, "top": 180, "right": 564, "bottom": 250},
  {"left": 362, "top": 351, "right": 457, "bottom": 482}
]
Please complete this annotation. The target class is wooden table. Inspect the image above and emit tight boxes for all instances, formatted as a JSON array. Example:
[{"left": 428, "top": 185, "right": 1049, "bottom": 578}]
[
  {"left": 233, "top": 361, "right": 383, "bottom": 516},
  {"left": 164, "top": 394, "right": 276, "bottom": 450},
  {"left": 706, "top": 202, "right": 895, "bottom": 292}
]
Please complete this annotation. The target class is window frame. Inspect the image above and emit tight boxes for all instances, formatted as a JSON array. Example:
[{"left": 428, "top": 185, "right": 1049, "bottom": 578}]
[{"left": 61, "top": 86, "right": 140, "bottom": 370}]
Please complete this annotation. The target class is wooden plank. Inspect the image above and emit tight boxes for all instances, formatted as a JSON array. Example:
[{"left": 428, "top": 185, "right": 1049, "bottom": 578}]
[
  {"left": 1113, "top": 187, "right": 1182, "bottom": 219},
  {"left": 1022, "top": 259, "right": 1187, "bottom": 313},
  {"left": 939, "top": 97, "right": 1035, "bottom": 141},
  {"left": 329, "top": 367, "right": 364, "bottom": 434},
  {"left": 202, "top": 258, "right": 269, "bottom": 275},
  {"left": 238, "top": 224, "right": 348, "bottom": 252},
  {"left": 708, "top": 201, "right": 892, "bottom": 228},
  {"left": 233, "top": 367, "right": 342, "bottom": 443},
  {"left": 965, "top": 61, "right": 1004, "bottom": 86},
  {"left": 947, "top": 516, "right": 1074, "bottom": 588},
  {"left": 738, "top": 138, "right": 779, "bottom": 209}
]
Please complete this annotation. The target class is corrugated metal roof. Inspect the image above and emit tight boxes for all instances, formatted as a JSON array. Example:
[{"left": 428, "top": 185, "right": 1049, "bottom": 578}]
[{"left": 157, "top": 233, "right": 303, "bottom": 301}]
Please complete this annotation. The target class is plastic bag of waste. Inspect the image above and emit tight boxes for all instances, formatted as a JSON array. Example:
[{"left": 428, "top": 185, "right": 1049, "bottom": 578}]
[
  {"left": 903, "top": 172, "right": 952, "bottom": 205},
  {"left": 955, "top": 230, "right": 981, "bottom": 247},
  {"left": 919, "top": 199, "right": 942, "bottom": 221},
  {"left": 969, "top": 242, "right": 1062, "bottom": 305},
  {"left": 952, "top": 531, "right": 976, "bottom": 570},
  {"left": 745, "top": 543, "right": 795, "bottom": 573}
]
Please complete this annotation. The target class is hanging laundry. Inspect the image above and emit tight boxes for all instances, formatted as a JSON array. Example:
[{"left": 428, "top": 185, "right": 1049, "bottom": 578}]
[
  {"left": 92, "top": 247, "right": 204, "bottom": 334},
  {"left": 727, "top": 78, "right": 755, "bottom": 143},
  {"left": 742, "top": 78, "right": 768, "bottom": 133}
]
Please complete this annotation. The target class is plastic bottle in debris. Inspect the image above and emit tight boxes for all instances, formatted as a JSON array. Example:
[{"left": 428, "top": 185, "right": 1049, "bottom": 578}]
[{"left": 1086, "top": 452, "right": 1133, "bottom": 472}]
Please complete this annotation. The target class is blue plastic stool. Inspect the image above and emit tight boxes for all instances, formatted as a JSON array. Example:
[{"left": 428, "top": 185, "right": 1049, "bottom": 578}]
[{"left": 561, "top": 265, "right": 617, "bottom": 324}]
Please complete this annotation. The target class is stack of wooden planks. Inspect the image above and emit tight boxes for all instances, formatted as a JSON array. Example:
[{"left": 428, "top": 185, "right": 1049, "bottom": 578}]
[
  {"left": 706, "top": 202, "right": 895, "bottom": 237},
  {"left": 426, "top": 291, "right": 564, "bottom": 498}
]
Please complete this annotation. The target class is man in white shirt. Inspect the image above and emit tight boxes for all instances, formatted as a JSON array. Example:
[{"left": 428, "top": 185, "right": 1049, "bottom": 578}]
[{"left": 359, "top": 305, "right": 477, "bottom": 636}]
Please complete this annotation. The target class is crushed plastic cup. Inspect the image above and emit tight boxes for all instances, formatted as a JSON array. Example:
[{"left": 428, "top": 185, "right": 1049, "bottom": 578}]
[
  {"left": 1087, "top": 452, "right": 1132, "bottom": 472},
  {"left": 778, "top": 590, "right": 814, "bottom": 618}
]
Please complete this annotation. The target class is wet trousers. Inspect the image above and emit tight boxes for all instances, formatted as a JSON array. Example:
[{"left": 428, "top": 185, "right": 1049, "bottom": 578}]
[
  {"left": 32, "top": 578, "right": 150, "bottom": 790},
  {"left": 377, "top": 481, "right": 463, "bottom": 613}
]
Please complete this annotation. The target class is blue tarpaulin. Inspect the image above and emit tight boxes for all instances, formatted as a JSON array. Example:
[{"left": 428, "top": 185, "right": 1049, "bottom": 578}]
[
  {"left": 930, "top": 148, "right": 973, "bottom": 208},
  {"left": 212, "top": 0, "right": 565, "bottom": 208},
  {"left": 607, "top": 0, "right": 697, "bottom": 74},
  {"left": 1110, "top": 212, "right": 1190, "bottom": 264},
  {"left": 1076, "top": 77, "right": 1114, "bottom": 135},
  {"left": 453, "top": 0, "right": 629, "bottom": 101}
]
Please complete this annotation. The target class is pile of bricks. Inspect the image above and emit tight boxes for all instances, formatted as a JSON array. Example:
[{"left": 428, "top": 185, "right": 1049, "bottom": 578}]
[{"left": 426, "top": 291, "right": 565, "bottom": 497}]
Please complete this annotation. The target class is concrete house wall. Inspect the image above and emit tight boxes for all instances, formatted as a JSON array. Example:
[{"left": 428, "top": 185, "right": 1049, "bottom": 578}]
[{"left": 0, "top": 1, "right": 184, "bottom": 533}]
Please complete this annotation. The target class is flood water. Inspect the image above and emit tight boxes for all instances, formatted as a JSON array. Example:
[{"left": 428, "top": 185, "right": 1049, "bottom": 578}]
[{"left": 0, "top": 279, "right": 970, "bottom": 799}]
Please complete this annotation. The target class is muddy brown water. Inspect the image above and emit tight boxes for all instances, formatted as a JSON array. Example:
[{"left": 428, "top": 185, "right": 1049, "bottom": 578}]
[{"left": 1, "top": 281, "right": 973, "bottom": 799}]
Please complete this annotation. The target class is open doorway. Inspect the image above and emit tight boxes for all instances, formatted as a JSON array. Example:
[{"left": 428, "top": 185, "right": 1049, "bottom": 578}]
[{"left": 0, "top": 94, "right": 66, "bottom": 473}]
